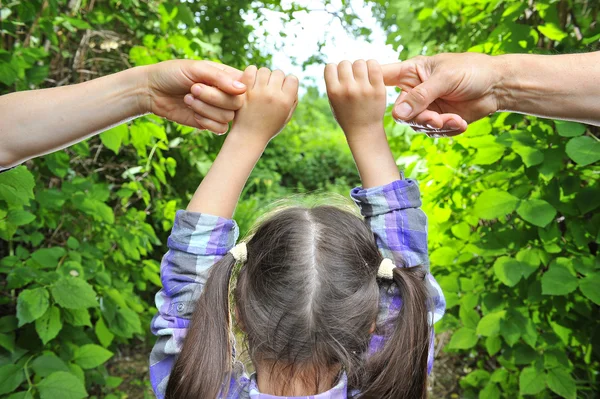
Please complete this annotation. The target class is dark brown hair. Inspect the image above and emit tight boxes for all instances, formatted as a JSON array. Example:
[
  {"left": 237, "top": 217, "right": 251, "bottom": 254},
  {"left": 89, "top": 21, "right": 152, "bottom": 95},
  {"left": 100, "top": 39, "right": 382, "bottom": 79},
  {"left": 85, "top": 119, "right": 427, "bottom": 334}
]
[{"left": 165, "top": 206, "right": 431, "bottom": 399}]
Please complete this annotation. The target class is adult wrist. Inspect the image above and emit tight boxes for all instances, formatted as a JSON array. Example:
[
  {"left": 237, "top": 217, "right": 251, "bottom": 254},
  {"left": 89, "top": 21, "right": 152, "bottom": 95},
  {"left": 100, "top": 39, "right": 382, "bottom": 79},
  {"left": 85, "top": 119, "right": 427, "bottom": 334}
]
[
  {"left": 491, "top": 54, "right": 515, "bottom": 113},
  {"left": 129, "top": 65, "right": 152, "bottom": 116}
]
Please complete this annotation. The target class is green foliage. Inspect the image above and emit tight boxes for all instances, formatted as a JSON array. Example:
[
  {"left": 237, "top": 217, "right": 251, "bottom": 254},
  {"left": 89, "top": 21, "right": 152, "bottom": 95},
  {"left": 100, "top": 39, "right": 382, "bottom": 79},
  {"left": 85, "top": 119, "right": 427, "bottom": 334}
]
[
  {"left": 0, "top": 1, "right": 365, "bottom": 396},
  {"left": 372, "top": 0, "right": 600, "bottom": 397}
]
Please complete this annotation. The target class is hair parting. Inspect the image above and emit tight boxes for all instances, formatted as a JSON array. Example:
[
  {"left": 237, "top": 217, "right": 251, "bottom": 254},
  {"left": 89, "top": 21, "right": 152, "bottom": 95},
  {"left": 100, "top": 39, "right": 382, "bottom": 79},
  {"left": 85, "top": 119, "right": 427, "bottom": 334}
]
[{"left": 166, "top": 206, "right": 431, "bottom": 399}]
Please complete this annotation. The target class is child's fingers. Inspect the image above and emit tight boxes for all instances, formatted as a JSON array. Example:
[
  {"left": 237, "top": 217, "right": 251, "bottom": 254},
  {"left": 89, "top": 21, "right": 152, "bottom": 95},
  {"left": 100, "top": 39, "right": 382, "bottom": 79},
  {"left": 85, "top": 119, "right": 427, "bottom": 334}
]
[
  {"left": 184, "top": 94, "right": 235, "bottom": 124},
  {"left": 324, "top": 63, "right": 339, "bottom": 91},
  {"left": 352, "top": 59, "right": 369, "bottom": 84},
  {"left": 269, "top": 69, "right": 285, "bottom": 88},
  {"left": 367, "top": 59, "right": 384, "bottom": 89},
  {"left": 337, "top": 60, "right": 354, "bottom": 84},
  {"left": 190, "top": 84, "right": 244, "bottom": 111},
  {"left": 255, "top": 67, "right": 271, "bottom": 87},
  {"left": 242, "top": 65, "right": 258, "bottom": 89},
  {"left": 193, "top": 114, "right": 229, "bottom": 134},
  {"left": 282, "top": 74, "right": 299, "bottom": 97}
]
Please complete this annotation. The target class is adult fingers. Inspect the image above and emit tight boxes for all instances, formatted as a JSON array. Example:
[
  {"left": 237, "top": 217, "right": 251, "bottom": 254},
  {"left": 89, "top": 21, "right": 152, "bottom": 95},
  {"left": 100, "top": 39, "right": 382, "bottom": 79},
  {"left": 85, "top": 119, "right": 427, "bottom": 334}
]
[
  {"left": 193, "top": 114, "right": 229, "bottom": 135},
  {"left": 392, "top": 74, "right": 452, "bottom": 121},
  {"left": 187, "top": 61, "right": 247, "bottom": 95},
  {"left": 202, "top": 60, "right": 244, "bottom": 80},
  {"left": 190, "top": 84, "right": 244, "bottom": 110},
  {"left": 352, "top": 59, "right": 369, "bottom": 84},
  {"left": 399, "top": 111, "right": 467, "bottom": 136},
  {"left": 184, "top": 94, "right": 235, "bottom": 124}
]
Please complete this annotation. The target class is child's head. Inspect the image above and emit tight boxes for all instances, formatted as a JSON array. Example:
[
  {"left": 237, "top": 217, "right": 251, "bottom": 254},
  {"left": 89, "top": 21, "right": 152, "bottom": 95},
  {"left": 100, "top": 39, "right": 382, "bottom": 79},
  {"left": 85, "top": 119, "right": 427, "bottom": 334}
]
[{"left": 167, "top": 206, "right": 431, "bottom": 399}]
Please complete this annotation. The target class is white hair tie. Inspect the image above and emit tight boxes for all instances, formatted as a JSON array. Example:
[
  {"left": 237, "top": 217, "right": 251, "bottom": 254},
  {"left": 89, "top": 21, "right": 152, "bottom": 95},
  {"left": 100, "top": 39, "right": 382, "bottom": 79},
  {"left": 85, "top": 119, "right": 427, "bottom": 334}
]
[
  {"left": 377, "top": 258, "right": 396, "bottom": 279},
  {"left": 229, "top": 242, "right": 247, "bottom": 263}
]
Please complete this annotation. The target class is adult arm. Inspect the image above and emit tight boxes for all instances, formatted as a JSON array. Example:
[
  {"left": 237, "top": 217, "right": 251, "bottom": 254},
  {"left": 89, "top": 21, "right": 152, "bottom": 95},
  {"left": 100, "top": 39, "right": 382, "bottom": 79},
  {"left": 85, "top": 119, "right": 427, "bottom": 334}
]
[
  {"left": 381, "top": 51, "right": 600, "bottom": 135},
  {"left": 0, "top": 60, "right": 247, "bottom": 169}
]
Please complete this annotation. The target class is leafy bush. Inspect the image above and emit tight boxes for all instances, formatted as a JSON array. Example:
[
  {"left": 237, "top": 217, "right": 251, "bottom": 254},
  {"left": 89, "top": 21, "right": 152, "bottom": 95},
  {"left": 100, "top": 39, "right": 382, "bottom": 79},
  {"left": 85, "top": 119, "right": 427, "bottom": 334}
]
[{"left": 373, "top": 0, "right": 600, "bottom": 397}]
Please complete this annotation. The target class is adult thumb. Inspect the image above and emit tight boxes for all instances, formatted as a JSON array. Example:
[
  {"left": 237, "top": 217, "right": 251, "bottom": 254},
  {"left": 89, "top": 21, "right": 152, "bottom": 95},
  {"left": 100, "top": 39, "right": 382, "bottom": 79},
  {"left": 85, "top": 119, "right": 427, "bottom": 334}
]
[
  {"left": 392, "top": 75, "right": 449, "bottom": 121},
  {"left": 189, "top": 61, "right": 247, "bottom": 95}
]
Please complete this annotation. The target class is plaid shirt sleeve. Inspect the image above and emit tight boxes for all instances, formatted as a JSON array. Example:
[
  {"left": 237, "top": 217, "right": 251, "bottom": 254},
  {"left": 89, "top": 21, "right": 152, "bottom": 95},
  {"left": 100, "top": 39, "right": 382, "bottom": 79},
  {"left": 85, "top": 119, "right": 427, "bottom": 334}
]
[
  {"left": 149, "top": 210, "right": 239, "bottom": 399},
  {"left": 351, "top": 179, "right": 446, "bottom": 373}
]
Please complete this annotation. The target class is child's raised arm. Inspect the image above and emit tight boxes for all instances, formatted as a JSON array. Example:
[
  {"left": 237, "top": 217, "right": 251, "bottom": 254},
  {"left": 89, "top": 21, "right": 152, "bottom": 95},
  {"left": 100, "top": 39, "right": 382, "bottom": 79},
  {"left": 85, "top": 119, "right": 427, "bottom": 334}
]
[
  {"left": 324, "top": 60, "right": 399, "bottom": 188},
  {"left": 187, "top": 66, "right": 299, "bottom": 217}
]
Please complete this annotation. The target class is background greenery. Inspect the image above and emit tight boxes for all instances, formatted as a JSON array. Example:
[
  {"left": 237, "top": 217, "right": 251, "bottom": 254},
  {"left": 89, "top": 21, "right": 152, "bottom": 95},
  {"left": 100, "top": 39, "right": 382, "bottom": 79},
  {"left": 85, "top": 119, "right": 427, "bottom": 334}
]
[{"left": 0, "top": 0, "right": 598, "bottom": 398}]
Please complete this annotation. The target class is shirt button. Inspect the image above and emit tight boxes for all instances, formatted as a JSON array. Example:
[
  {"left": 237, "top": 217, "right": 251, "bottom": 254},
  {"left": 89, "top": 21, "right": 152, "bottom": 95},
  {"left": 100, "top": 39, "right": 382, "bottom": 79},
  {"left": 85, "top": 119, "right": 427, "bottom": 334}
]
[{"left": 176, "top": 303, "right": 184, "bottom": 313}]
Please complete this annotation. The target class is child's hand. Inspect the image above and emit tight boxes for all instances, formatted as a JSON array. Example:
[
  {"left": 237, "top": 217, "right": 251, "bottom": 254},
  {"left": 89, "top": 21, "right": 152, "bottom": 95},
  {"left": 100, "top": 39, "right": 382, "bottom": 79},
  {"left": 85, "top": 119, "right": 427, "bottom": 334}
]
[
  {"left": 230, "top": 66, "right": 299, "bottom": 144},
  {"left": 325, "top": 60, "right": 386, "bottom": 141}
]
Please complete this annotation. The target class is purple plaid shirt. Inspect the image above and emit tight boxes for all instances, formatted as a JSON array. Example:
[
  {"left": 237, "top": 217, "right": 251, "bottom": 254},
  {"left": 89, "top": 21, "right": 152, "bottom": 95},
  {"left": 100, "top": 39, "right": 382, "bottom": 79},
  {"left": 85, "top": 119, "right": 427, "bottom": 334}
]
[{"left": 150, "top": 179, "right": 446, "bottom": 399}]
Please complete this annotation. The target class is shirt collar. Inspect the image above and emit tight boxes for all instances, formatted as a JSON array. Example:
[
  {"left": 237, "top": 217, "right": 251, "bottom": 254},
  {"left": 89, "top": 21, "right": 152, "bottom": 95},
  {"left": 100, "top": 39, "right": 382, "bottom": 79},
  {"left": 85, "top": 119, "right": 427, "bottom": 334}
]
[{"left": 248, "top": 372, "right": 348, "bottom": 399}]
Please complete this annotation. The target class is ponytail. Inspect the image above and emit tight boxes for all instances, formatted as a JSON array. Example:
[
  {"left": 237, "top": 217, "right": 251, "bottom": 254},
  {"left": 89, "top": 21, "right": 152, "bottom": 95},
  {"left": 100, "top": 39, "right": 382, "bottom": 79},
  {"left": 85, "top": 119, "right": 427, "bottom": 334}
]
[
  {"left": 359, "top": 266, "right": 431, "bottom": 399},
  {"left": 165, "top": 253, "right": 237, "bottom": 399}
]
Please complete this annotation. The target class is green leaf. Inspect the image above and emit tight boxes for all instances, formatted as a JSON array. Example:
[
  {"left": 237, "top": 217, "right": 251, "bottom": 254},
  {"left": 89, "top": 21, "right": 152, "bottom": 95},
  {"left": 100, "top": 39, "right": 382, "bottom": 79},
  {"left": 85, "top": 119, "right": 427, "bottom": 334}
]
[
  {"left": 51, "top": 278, "right": 97, "bottom": 309},
  {"left": 95, "top": 317, "right": 114, "bottom": 348},
  {"left": 546, "top": 368, "right": 576, "bottom": 399},
  {"left": 519, "top": 366, "right": 546, "bottom": 395},
  {"left": 538, "top": 23, "right": 568, "bottom": 41},
  {"left": 493, "top": 256, "right": 523, "bottom": 287},
  {"left": 555, "top": 120, "right": 586, "bottom": 137},
  {"left": 66, "top": 237, "right": 80, "bottom": 250},
  {"left": 35, "top": 306, "right": 63, "bottom": 345},
  {"left": 474, "top": 189, "right": 519, "bottom": 220},
  {"left": 37, "top": 371, "right": 87, "bottom": 399},
  {"left": 451, "top": 222, "right": 471, "bottom": 240},
  {"left": 31, "top": 247, "right": 66, "bottom": 268},
  {"left": 6, "top": 210, "right": 36, "bottom": 226},
  {"left": 0, "top": 364, "right": 25, "bottom": 395},
  {"left": 541, "top": 260, "right": 578, "bottom": 296},
  {"left": 579, "top": 273, "right": 600, "bottom": 305},
  {"left": 477, "top": 311, "right": 506, "bottom": 337},
  {"left": 565, "top": 136, "right": 600, "bottom": 166},
  {"left": 459, "top": 305, "right": 480, "bottom": 329},
  {"left": 108, "top": 307, "right": 142, "bottom": 338},
  {"left": 100, "top": 124, "right": 128, "bottom": 154},
  {"left": 16, "top": 287, "right": 49, "bottom": 326},
  {"left": 31, "top": 354, "right": 70, "bottom": 378},
  {"left": 513, "top": 142, "right": 544, "bottom": 167},
  {"left": 471, "top": 145, "right": 505, "bottom": 165},
  {"left": 62, "top": 308, "right": 92, "bottom": 327},
  {"left": 73, "top": 344, "right": 113, "bottom": 369},
  {"left": 0, "top": 333, "right": 15, "bottom": 352},
  {"left": 517, "top": 199, "right": 556, "bottom": 227},
  {"left": 479, "top": 383, "right": 500, "bottom": 399},
  {"left": 485, "top": 336, "right": 502, "bottom": 356},
  {"left": 448, "top": 327, "right": 478, "bottom": 349},
  {"left": 0, "top": 166, "right": 36, "bottom": 207},
  {"left": 430, "top": 247, "right": 457, "bottom": 266}
]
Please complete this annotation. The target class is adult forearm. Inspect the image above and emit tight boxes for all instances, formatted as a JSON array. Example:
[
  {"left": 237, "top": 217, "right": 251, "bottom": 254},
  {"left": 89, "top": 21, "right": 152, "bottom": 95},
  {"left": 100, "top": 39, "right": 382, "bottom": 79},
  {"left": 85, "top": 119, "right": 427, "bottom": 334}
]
[
  {"left": 0, "top": 66, "right": 149, "bottom": 168},
  {"left": 186, "top": 132, "right": 266, "bottom": 218},
  {"left": 346, "top": 127, "right": 401, "bottom": 189},
  {"left": 495, "top": 52, "right": 600, "bottom": 125}
]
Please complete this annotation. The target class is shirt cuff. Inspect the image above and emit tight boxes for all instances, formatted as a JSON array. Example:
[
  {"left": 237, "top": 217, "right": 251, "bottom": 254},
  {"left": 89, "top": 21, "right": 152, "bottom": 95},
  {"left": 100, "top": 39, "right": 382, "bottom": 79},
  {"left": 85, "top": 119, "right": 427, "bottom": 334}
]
[
  {"left": 168, "top": 210, "right": 239, "bottom": 256},
  {"left": 350, "top": 179, "right": 422, "bottom": 217}
]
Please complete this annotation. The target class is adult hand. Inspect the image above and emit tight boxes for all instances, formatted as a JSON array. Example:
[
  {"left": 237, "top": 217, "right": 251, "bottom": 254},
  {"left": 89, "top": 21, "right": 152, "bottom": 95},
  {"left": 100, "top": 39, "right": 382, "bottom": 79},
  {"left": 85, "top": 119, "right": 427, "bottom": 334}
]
[
  {"left": 381, "top": 53, "right": 503, "bottom": 136},
  {"left": 144, "top": 60, "right": 247, "bottom": 133}
]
